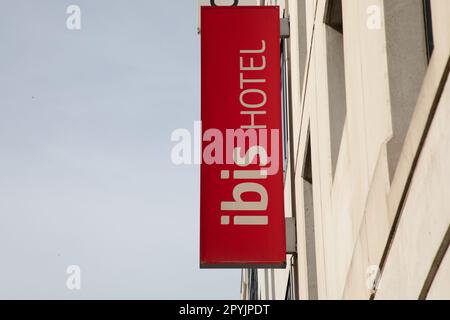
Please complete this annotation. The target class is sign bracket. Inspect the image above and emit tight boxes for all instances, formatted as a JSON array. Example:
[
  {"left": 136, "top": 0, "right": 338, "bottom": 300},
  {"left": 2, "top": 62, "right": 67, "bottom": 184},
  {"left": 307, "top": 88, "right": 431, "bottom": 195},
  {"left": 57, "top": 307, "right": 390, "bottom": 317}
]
[
  {"left": 280, "top": 18, "right": 290, "bottom": 39},
  {"left": 286, "top": 217, "right": 297, "bottom": 254}
]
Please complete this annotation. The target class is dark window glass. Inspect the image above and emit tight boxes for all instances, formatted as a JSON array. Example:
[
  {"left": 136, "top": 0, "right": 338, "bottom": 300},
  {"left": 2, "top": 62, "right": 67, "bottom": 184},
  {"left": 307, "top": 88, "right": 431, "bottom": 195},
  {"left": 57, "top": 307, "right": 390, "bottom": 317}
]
[
  {"left": 249, "top": 269, "right": 259, "bottom": 300},
  {"left": 423, "top": 0, "right": 434, "bottom": 61},
  {"left": 324, "top": 0, "right": 343, "bottom": 34},
  {"left": 285, "top": 272, "right": 294, "bottom": 300},
  {"left": 281, "top": 40, "right": 290, "bottom": 179}
]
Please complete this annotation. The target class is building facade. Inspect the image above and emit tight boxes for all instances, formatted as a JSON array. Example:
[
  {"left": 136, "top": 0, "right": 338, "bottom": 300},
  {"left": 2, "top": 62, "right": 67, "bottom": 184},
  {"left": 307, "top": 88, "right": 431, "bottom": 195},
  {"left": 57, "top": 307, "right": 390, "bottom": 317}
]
[{"left": 238, "top": 0, "right": 450, "bottom": 300}]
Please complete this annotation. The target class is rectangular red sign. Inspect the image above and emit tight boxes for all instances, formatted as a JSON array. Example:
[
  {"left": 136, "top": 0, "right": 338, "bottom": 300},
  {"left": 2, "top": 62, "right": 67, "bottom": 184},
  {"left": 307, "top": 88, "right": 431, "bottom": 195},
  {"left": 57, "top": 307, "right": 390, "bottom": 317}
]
[{"left": 200, "top": 6, "right": 286, "bottom": 268}]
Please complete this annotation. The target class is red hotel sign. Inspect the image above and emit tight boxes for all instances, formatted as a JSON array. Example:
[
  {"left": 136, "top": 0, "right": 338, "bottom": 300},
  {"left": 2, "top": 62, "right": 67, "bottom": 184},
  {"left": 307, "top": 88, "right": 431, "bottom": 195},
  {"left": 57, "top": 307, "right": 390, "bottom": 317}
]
[{"left": 200, "top": 6, "right": 286, "bottom": 268}]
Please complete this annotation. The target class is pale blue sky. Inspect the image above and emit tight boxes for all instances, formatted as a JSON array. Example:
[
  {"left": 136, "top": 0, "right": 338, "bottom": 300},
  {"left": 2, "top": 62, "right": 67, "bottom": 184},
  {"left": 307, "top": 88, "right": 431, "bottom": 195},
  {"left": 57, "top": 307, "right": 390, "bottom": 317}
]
[{"left": 0, "top": 0, "right": 240, "bottom": 299}]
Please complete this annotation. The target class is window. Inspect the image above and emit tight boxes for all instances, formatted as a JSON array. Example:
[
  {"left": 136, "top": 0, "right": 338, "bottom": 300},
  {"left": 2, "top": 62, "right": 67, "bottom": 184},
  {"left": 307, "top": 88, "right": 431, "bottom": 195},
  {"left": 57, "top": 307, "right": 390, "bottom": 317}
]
[
  {"left": 281, "top": 39, "right": 290, "bottom": 179},
  {"left": 423, "top": 0, "right": 434, "bottom": 61},
  {"left": 284, "top": 255, "right": 300, "bottom": 300},
  {"left": 384, "top": 0, "right": 430, "bottom": 179},
  {"left": 324, "top": 0, "right": 346, "bottom": 179},
  {"left": 285, "top": 272, "right": 294, "bottom": 300},
  {"left": 302, "top": 131, "right": 318, "bottom": 300},
  {"left": 248, "top": 269, "right": 259, "bottom": 300},
  {"left": 324, "top": 0, "right": 343, "bottom": 33},
  {"left": 297, "top": 0, "right": 309, "bottom": 98}
]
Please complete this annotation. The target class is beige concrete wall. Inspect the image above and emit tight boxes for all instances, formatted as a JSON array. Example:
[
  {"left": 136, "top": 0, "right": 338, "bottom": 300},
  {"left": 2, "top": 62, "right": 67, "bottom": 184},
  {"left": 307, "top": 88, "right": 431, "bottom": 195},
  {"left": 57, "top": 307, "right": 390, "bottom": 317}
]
[
  {"left": 376, "top": 77, "right": 450, "bottom": 299},
  {"left": 241, "top": 0, "right": 450, "bottom": 300},
  {"left": 374, "top": 0, "right": 450, "bottom": 300}
]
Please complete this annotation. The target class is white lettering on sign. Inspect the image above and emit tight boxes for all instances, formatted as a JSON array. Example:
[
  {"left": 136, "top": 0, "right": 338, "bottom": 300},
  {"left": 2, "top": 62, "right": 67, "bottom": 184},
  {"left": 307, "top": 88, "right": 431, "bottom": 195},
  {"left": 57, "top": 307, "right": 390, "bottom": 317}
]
[{"left": 220, "top": 40, "right": 271, "bottom": 227}]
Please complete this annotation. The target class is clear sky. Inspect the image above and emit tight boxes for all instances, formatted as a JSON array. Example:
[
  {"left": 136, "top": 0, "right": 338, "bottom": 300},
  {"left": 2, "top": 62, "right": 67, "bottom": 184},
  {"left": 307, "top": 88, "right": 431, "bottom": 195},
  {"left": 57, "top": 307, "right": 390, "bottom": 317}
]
[{"left": 0, "top": 0, "right": 240, "bottom": 299}]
